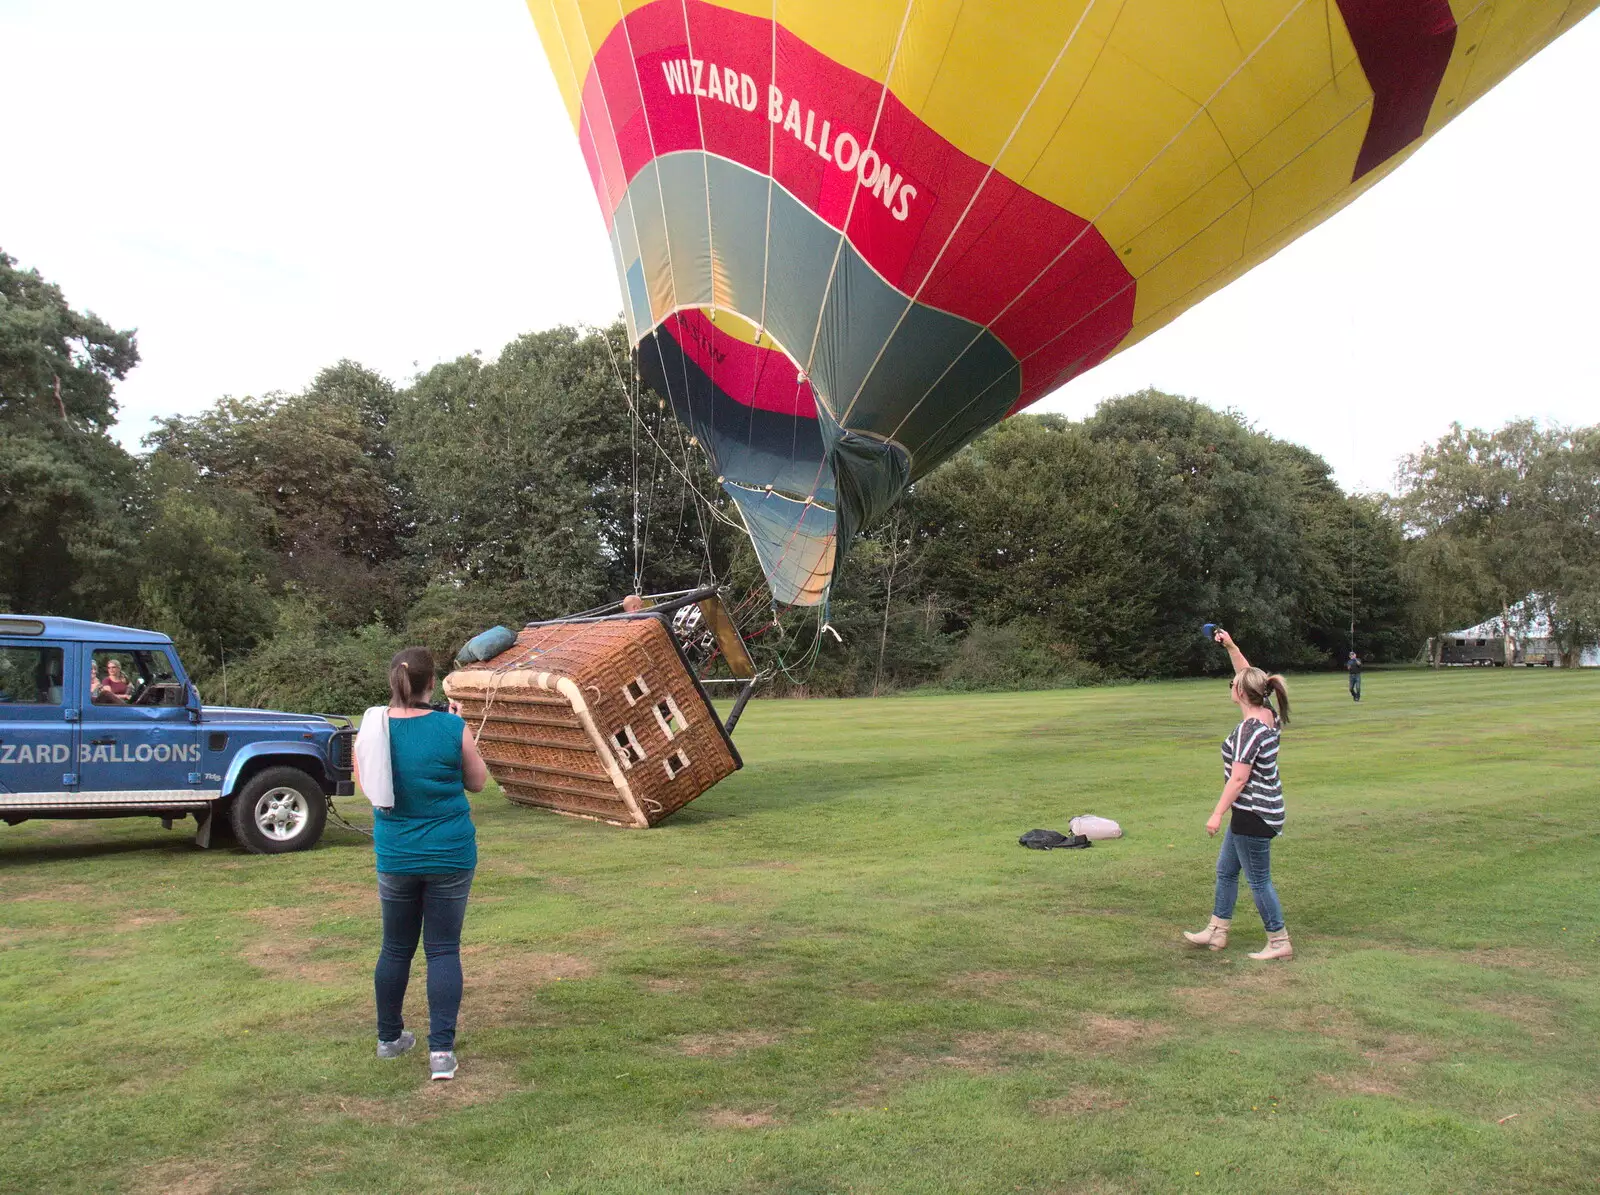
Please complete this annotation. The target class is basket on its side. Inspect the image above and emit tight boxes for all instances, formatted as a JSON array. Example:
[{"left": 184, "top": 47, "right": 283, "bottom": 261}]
[{"left": 443, "top": 616, "right": 741, "bottom": 827}]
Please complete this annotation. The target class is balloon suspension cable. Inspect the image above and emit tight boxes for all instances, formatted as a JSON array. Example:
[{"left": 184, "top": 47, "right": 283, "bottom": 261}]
[
  {"left": 597, "top": 328, "right": 745, "bottom": 547},
  {"left": 630, "top": 352, "right": 642, "bottom": 594},
  {"left": 638, "top": 368, "right": 662, "bottom": 593},
  {"left": 670, "top": 380, "right": 721, "bottom": 589},
  {"left": 596, "top": 327, "right": 836, "bottom": 686},
  {"left": 1349, "top": 496, "right": 1358, "bottom": 654},
  {"left": 1348, "top": 414, "right": 1358, "bottom": 655},
  {"left": 769, "top": 604, "right": 828, "bottom": 685}
]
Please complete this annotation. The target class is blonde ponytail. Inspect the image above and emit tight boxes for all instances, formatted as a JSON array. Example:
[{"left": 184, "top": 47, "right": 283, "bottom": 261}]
[
  {"left": 1237, "top": 666, "right": 1291, "bottom": 726},
  {"left": 1265, "top": 674, "right": 1290, "bottom": 726}
]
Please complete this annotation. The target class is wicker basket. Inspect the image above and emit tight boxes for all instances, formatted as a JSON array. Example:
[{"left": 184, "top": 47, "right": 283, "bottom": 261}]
[{"left": 443, "top": 616, "right": 741, "bottom": 827}]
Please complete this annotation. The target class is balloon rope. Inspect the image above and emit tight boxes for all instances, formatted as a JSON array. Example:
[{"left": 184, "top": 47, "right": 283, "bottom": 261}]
[
  {"left": 631, "top": 344, "right": 642, "bottom": 593},
  {"left": 599, "top": 330, "right": 743, "bottom": 536},
  {"left": 1348, "top": 406, "right": 1359, "bottom": 654}
]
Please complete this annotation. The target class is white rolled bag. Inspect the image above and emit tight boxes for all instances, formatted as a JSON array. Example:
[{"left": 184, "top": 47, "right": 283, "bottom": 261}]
[
  {"left": 353, "top": 707, "right": 395, "bottom": 810},
  {"left": 1070, "top": 815, "right": 1123, "bottom": 840}
]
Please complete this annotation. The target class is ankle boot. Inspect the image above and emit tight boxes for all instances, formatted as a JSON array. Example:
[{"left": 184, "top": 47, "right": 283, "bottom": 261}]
[
  {"left": 1248, "top": 931, "right": 1293, "bottom": 960},
  {"left": 1182, "top": 915, "right": 1230, "bottom": 950}
]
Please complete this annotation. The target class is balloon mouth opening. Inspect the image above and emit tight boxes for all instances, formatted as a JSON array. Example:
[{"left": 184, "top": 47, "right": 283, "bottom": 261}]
[
  {"left": 628, "top": 305, "right": 918, "bottom": 609},
  {"left": 633, "top": 308, "right": 844, "bottom": 608}
]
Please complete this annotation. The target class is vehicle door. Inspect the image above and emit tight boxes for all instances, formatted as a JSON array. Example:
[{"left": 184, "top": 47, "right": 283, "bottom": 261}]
[
  {"left": 0, "top": 631, "right": 78, "bottom": 805},
  {"left": 78, "top": 646, "right": 205, "bottom": 799}
]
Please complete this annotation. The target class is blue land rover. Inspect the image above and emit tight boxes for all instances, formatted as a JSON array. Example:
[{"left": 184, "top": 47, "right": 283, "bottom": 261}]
[{"left": 0, "top": 616, "right": 354, "bottom": 853}]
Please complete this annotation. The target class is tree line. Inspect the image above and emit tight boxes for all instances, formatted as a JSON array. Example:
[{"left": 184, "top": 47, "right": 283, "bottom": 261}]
[{"left": 3, "top": 248, "right": 1595, "bottom": 709}]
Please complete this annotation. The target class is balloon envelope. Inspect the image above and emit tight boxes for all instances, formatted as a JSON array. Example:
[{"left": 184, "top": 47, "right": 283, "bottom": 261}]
[{"left": 528, "top": 0, "right": 1596, "bottom": 606}]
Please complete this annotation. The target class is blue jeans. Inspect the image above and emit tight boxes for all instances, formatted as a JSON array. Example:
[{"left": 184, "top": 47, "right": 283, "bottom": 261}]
[
  {"left": 375, "top": 869, "right": 474, "bottom": 1050},
  {"left": 1212, "top": 829, "right": 1285, "bottom": 932}
]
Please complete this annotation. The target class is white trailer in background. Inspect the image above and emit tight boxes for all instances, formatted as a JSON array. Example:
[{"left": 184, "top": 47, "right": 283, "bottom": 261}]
[{"left": 1435, "top": 600, "right": 1600, "bottom": 669}]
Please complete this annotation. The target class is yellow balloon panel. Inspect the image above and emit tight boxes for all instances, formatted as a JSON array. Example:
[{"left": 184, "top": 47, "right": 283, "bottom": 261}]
[
  {"left": 1203, "top": 7, "right": 1363, "bottom": 165},
  {"left": 1234, "top": 60, "right": 1369, "bottom": 190},
  {"left": 1458, "top": 0, "right": 1584, "bottom": 109},
  {"left": 1112, "top": 0, "right": 1304, "bottom": 110},
  {"left": 1242, "top": 103, "right": 1372, "bottom": 256},
  {"left": 900, "top": 0, "right": 1102, "bottom": 169}
]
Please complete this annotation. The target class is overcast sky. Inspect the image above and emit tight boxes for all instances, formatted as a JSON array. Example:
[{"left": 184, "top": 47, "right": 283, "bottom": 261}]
[{"left": 4, "top": 0, "right": 1597, "bottom": 494}]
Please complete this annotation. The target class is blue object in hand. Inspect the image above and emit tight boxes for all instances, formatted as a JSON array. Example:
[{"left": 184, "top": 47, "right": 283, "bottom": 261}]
[{"left": 1201, "top": 622, "right": 1220, "bottom": 641}]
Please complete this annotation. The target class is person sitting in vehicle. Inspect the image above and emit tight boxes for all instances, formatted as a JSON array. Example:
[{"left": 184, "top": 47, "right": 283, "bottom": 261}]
[{"left": 94, "top": 658, "right": 132, "bottom": 704}]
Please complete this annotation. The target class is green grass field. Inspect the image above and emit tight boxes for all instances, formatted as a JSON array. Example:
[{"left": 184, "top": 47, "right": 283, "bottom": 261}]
[{"left": 2, "top": 669, "right": 1598, "bottom": 1194}]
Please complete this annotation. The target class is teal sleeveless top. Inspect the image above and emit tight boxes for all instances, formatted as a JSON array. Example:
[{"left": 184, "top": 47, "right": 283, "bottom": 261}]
[{"left": 373, "top": 711, "right": 478, "bottom": 875}]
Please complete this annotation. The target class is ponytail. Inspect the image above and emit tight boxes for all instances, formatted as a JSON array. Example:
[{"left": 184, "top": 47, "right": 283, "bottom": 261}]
[
  {"left": 1237, "top": 666, "right": 1291, "bottom": 727},
  {"left": 388, "top": 647, "right": 437, "bottom": 709},
  {"left": 1266, "top": 674, "right": 1290, "bottom": 727}
]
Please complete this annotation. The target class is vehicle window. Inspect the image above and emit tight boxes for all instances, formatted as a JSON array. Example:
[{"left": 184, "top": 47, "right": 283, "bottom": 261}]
[
  {"left": 92, "top": 648, "right": 185, "bottom": 708},
  {"left": 0, "top": 646, "right": 65, "bottom": 705}
]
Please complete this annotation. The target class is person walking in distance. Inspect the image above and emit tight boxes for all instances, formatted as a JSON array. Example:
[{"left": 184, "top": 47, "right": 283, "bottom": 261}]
[
  {"left": 1346, "top": 650, "right": 1362, "bottom": 702},
  {"left": 356, "top": 647, "right": 489, "bottom": 1080},
  {"left": 1184, "top": 629, "right": 1294, "bottom": 961}
]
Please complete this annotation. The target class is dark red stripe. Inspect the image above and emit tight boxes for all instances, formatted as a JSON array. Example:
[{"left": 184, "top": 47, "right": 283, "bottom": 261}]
[
  {"left": 1336, "top": 0, "right": 1457, "bottom": 180},
  {"left": 661, "top": 310, "right": 817, "bottom": 417}
]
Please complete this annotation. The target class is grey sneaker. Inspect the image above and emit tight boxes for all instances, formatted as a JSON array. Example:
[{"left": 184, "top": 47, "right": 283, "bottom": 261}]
[
  {"left": 429, "top": 1050, "right": 458, "bottom": 1080},
  {"left": 376, "top": 1030, "right": 415, "bottom": 1060}
]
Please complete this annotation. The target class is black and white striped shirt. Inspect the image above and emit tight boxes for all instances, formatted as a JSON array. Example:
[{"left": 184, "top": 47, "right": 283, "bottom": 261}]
[{"left": 1221, "top": 718, "right": 1284, "bottom": 835}]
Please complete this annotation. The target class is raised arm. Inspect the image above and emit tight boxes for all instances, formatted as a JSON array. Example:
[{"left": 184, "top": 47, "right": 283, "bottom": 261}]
[{"left": 1215, "top": 628, "right": 1250, "bottom": 675}]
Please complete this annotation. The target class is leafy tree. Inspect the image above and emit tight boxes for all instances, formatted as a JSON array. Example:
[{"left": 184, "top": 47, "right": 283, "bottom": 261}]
[
  {"left": 1337, "top": 495, "right": 1418, "bottom": 663},
  {"left": 0, "top": 250, "right": 142, "bottom": 616},
  {"left": 1395, "top": 421, "right": 1540, "bottom": 623},
  {"left": 402, "top": 579, "right": 553, "bottom": 670},
  {"left": 132, "top": 455, "right": 277, "bottom": 679},
  {"left": 305, "top": 359, "right": 399, "bottom": 467},
  {"left": 1395, "top": 419, "right": 1600, "bottom": 665},
  {"left": 1514, "top": 427, "right": 1600, "bottom": 665},
  {"left": 145, "top": 372, "right": 409, "bottom": 627},
  {"left": 0, "top": 426, "right": 140, "bottom": 616},
  {"left": 395, "top": 324, "right": 734, "bottom": 624},
  {"left": 224, "top": 597, "right": 403, "bottom": 713},
  {"left": 0, "top": 249, "right": 138, "bottom": 430},
  {"left": 902, "top": 394, "right": 1417, "bottom": 679},
  {"left": 395, "top": 340, "right": 614, "bottom": 618}
]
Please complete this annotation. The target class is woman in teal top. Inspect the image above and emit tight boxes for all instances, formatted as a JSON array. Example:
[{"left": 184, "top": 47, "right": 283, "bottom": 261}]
[{"left": 358, "top": 647, "right": 488, "bottom": 1081}]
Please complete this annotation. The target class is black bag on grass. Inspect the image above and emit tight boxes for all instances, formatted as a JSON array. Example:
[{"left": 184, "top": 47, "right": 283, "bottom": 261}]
[{"left": 1018, "top": 829, "right": 1091, "bottom": 850}]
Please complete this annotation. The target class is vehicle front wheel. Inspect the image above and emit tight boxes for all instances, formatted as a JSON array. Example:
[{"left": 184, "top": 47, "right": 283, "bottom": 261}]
[{"left": 230, "top": 767, "right": 328, "bottom": 854}]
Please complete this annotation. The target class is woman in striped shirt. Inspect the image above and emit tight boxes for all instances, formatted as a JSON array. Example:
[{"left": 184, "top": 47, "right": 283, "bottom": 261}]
[{"left": 1183, "top": 629, "right": 1294, "bottom": 960}]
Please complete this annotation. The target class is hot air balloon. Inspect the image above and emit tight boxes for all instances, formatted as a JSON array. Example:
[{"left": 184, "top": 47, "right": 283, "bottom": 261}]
[{"left": 527, "top": 0, "right": 1595, "bottom": 607}]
